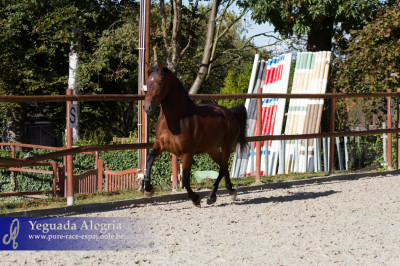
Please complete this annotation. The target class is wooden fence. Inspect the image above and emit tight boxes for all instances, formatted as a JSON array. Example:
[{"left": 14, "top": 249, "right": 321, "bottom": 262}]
[
  {"left": 104, "top": 168, "right": 138, "bottom": 192},
  {"left": 0, "top": 143, "right": 97, "bottom": 197},
  {"left": 0, "top": 161, "right": 58, "bottom": 197},
  {"left": 1, "top": 89, "right": 400, "bottom": 203},
  {"left": 71, "top": 160, "right": 103, "bottom": 194}
]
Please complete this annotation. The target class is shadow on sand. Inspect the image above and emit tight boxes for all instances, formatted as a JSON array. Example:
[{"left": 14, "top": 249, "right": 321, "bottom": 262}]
[{"left": 230, "top": 190, "right": 339, "bottom": 206}]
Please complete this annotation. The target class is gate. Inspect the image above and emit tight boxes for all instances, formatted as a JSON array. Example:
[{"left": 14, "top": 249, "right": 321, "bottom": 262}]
[
  {"left": 72, "top": 159, "right": 103, "bottom": 194},
  {"left": 104, "top": 168, "right": 138, "bottom": 192}
]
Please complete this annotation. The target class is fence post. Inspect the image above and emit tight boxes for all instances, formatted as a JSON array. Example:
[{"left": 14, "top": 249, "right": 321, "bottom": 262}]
[
  {"left": 10, "top": 145, "right": 15, "bottom": 186},
  {"left": 66, "top": 88, "right": 74, "bottom": 205},
  {"left": 105, "top": 168, "right": 109, "bottom": 192},
  {"left": 52, "top": 161, "right": 57, "bottom": 197},
  {"left": 255, "top": 87, "right": 262, "bottom": 183},
  {"left": 95, "top": 151, "right": 99, "bottom": 169},
  {"left": 11, "top": 145, "right": 15, "bottom": 159},
  {"left": 387, "top": 88, "right": 392, "bottom": 170},
  {"left": 329, "top": 89, "right": 336, "bottom": 175},
  {"left": 397, "top": 88, "right": 400, "bottom": 169},
  {"left": 58, "top": 165, "right": 65, "bottom": 197},
  {"left": 97, "top": 159, "right": 103, "bottom": 191},
  {"left": 172, "top": 154, "right": 178, "bottom": 190}
]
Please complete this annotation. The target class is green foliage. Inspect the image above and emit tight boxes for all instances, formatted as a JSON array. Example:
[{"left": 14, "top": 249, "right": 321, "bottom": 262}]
[
  {"left": 0, "top": 0, "right": 137, "bottom": 138},
  {"left": 78, "top": 12, "right": 140, "bottom": 138},
  {"left": 333, "top": 3, "right": 400, "bottom": 131},
  {"left": 218, "top": 65, "right": 252, "bottom": 108},
  {"left": 333, "top": 3, "right": 400, "bottom": 93},
  {"left": 239, "top": 0, "right": 392, "bottom": 51},
  {"left": 347, "top": 135, "right": 384, "bottom": 170}
]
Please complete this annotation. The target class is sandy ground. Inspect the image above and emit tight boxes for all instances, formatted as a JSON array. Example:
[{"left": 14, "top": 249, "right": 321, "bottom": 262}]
[{"left": 3, "top": 174, "right": 400, "bottom": 265}]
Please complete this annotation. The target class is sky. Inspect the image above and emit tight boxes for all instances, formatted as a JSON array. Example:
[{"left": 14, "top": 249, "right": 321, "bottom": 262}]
[{"left": 181, "top": 0, "right": 279, "bottom": 48}]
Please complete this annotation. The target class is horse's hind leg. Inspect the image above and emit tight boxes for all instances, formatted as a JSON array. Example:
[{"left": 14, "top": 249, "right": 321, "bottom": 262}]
[
  {"left": 207, "top": 148, "right": 235, "bottom": 204},
  {"left": 206, "top": 169, "right": 224, "bottom": 205},
  {"left": 224, "top": 169, "right": 237, "bottom": 200},
  {"left": 181, "top": 153, "right": 201, "bottom": 206}
]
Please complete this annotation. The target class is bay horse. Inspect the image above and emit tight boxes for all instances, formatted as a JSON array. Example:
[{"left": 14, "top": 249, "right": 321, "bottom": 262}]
[{"left": 141, "top": 64, "right": 247, "bottom": 206}]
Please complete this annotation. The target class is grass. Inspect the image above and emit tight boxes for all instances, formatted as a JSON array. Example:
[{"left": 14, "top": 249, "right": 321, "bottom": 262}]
[{"left": 0, "top": 171, "right": 328, "bottom": 214}]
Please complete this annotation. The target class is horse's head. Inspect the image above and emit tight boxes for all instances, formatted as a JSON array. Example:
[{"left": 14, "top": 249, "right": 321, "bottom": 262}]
[{"left": 143, "top": 64, "right": 170, "bottom": 114}]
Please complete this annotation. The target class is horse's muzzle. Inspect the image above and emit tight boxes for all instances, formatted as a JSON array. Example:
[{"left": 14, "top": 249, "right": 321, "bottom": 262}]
[{"left": 143, "top": 103, "right": 154, "bottom": 114}]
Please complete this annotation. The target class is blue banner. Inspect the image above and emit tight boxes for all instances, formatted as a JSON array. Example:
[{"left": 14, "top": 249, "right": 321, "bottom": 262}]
[{"left": 0, "top": 217, "right": 140, "bottom": 250}]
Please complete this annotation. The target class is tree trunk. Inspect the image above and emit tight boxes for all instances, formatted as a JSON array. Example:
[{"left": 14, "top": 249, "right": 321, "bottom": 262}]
[
  {"left": 2, "top": 104, "right": 24, "bottom": 146},
  {"left": 306, "top": 18, "right": 334, "bottom": 52},
  {"left": 189, "top": 0, "right": 220, "bottom": 94},
  {"left": 167, "top": 0, "right": 182, "bottom": 72}
]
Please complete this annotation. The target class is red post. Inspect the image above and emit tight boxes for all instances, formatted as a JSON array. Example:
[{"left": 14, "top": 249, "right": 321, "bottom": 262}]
[
  {"left": 97, "top": 159, "right": 103, "bottom": 191},
  {"left": 329, "top": 89, "right": 336, "bottom": 175},
  {"left": 255, "top": 87, "right": 262, "bottom": 182},
  {"left": 397, "top": 88, "right": 400, "bottom": 169},
  {"left": 66, "top": 89, "right": 74, "bottom": 205},
  {"left": 105, "top": 168, "right": 109, "bottom": 192},
  {"left": 58, "top": 165, "right": 65, "bottom": 197},
  {"left": 95, "top": 151, "right": 99, "bottom": 169},
  {"left": 171, "top": 154, "right": 178, "bottom": 190},
  {"left": 387, "top": 89, "right": 392, "bottom": 170},
  {"left": 52, "top": 161, "right": 57, "bottom": 197}
]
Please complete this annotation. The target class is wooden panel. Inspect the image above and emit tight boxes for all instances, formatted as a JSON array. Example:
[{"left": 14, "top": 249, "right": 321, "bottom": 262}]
[{"left": 104, "top": 168, "right": 137, "bottom": 192}]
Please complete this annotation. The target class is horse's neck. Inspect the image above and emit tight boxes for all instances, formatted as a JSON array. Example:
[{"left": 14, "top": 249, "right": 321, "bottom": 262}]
[{"left": 160, "top": 84, "right": 193, "bottom": 131}]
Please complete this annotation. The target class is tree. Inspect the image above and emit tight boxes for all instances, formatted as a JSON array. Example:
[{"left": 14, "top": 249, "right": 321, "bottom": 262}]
[
  {"left": 218, "top": 65, "right": 252, "bottom": 108},
  {"left": 333, "top": 3, "right": 400, "bottom": 130},
  {"left": 0, "top": 0, "right": 134, "bottom": 142},
  {"left": 334, "top": 3, "right": 400, "bottom": 93},
  {"left": 154, "top": 0, "right": 250, "bottom": 94},
  {"left": 78, "top": 11, "right": 140, "bottom": 138},
  {"left": 239, "top": 0, "right": 394, "bottom": 52}
]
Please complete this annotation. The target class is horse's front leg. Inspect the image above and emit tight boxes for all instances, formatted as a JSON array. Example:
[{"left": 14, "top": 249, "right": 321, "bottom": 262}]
[
  {"left": 140, "top": 142, "right": 161, "bottom": 197},
  {"left": 181, "top": 153, "right": 201, "bottom": 206}
]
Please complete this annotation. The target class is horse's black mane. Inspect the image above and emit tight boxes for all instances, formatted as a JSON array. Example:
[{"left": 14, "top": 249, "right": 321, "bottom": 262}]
[{"left": 148, "top": 65, "right": 192, "bottom": 101}]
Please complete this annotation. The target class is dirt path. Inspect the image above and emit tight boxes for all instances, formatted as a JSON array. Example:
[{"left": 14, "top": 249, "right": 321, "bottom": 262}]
[{"left": 3, "top": 174, "right": 400, "bottom": 265}]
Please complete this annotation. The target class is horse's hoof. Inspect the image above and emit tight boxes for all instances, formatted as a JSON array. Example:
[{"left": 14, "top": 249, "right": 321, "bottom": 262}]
[
  {"left": 144, "top": 185, "right": 154, "bottom": 198},
  {"left": 144, "top": 190, "right": 154, "bottom": 198},
  {"left": 192, "top": 197, "right": 201, "bottom": 207},
  {"left": 207, "top": 196, "right": 217, "bottom": 205},
  {"left": 229, "top": 189, "right": 237, "bottom": 201}
]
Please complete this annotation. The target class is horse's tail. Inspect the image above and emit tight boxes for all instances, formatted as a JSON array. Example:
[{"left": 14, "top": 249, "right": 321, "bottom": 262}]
[{"left": 229, "top": 104, "right": 248, "bottom": 154}]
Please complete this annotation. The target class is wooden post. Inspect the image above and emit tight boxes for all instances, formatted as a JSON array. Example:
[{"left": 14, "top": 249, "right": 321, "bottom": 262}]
[
  {"left": 171, "top": 154, "right": 178, "bottom": 190},
  {"left": 52, "top": 161, "right": 57, "bottom": 197},
  {"left": 397, "top": 88, "right": 400, "bottom": 169},
  {"left": 329, "top": 89, "right": 336, "bottom": 175},
  {"left": 11, "top": 145, "right": 15, "bottom": 186},
  {"left": 105, "top": 168, "right": 109, "bottom": 192},
  {"left": 387, "top": 89, "right": 392, "bottom": 170},
  {"left": 97, "top": 159, "right": 103, "bottom": 191},
  {"left": 141, "top": 0, "right": 151, "bottom": 173},
  {"left": 58, "top": 165, "right": 65, "bottom": 197},
  {"left": 66, "top": 88, "right": 74, "bottom": 205},
  {"left": 255, "top": 87, "right": 262, "bottom": 182},
  {"left": 11, "top": 145, "right": 15, "bottom": 158},
  {"left": 95, "top": 151, "right": 99, "bottom": 170}
]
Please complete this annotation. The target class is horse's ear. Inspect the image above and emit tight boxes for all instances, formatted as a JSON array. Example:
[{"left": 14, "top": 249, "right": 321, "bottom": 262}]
[{"left": 157, "top": 62, "right": 163, "bottom": 72}]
